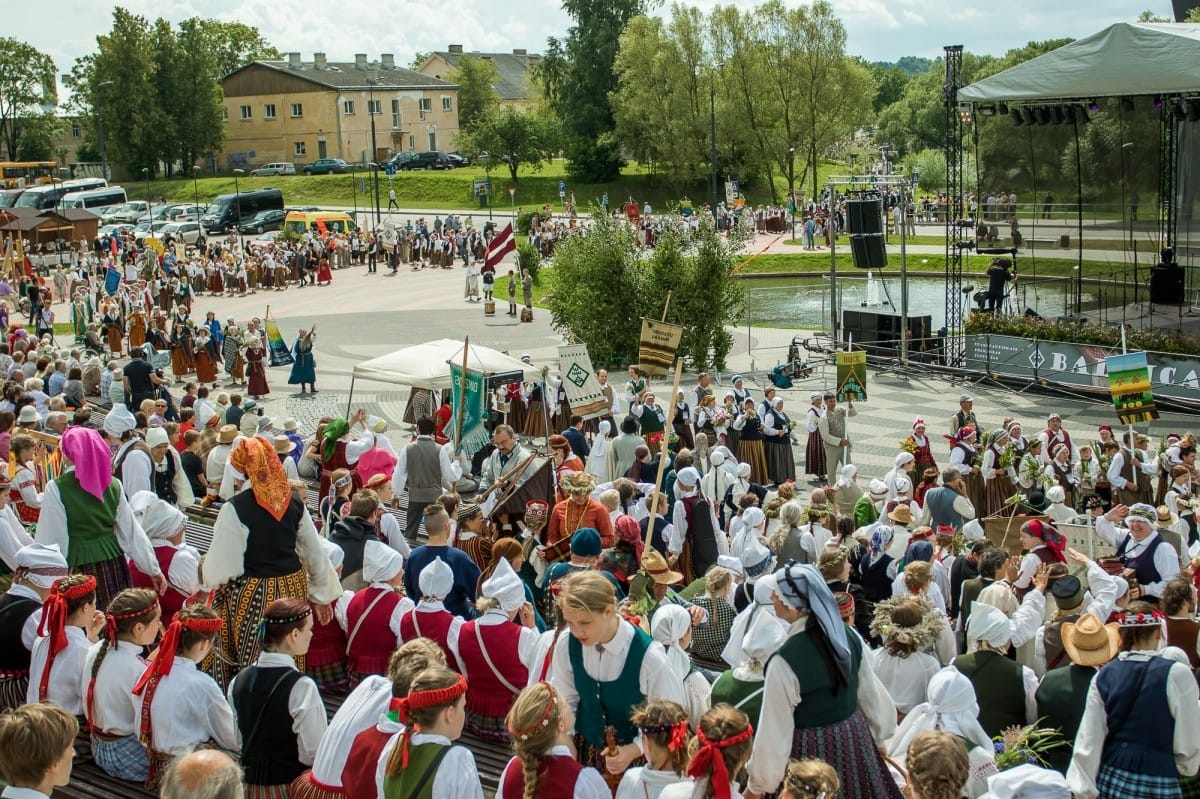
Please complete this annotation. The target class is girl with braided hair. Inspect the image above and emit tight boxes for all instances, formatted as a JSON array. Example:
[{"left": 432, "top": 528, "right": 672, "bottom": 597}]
[
  {"left": 377, "top": 664, "right": 482, "bottom": 799},
  {"left": 496, "top": 681, "right": 610, "bottom": 799},
  {"left": 616, "top": 699, "right": 691, "bottom": 799},
  {"left": 903, "top": 730, "right": 969, "bottom": 799},
  {"left": 660, "top": 705, "right": 755, "bottom": 799},
  {"left": 27, "top": 573, "right": 103, "bottom": 714},
  {"left": 82, "top": 588, "right": 161, "bottom": 782},
  {"left": 778, "top": 759, "right": 840, "bottom": 799}
]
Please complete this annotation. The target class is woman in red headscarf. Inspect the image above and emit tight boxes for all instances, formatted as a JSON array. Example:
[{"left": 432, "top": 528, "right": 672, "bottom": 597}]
[
  {"left": 35, "top": 426, "right": 165, "bottom": 609},
  {"left": 597, "top": 515, "right": 644, "bottom": 590},
  {"left": 1014, "top": 518, "right": 1066, "bottom": 598},
  {"left": 201, "top": 437, "right": 342, "bottom": 686}
]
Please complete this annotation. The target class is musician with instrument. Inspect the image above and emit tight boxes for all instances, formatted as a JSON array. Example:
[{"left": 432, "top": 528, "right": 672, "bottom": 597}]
[
  {"left": 288, "top": 326, "right": 318, "bottom": 394},
  {"left": 478, "top": 424, "right": 537, "bottom": 497}
]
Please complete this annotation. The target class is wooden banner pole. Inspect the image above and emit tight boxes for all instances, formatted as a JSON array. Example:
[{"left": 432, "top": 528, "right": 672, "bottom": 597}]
[
  {"left": 454, "top": 337, "right": 470, "bottom": 452},
  {"left": 645, "top": 358, "right": 685, "bottom": 553}
]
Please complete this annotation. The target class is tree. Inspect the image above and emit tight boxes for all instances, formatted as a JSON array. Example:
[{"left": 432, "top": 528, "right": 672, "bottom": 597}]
[
  {"left": 538, "top": 0, "right": 647, "bottom": 181},
  {"left": 461, "top": 106, "right": 555, "bottom": 181},
  {"left": 15, "top": 114, "right": 60, "bottom": 161},
  {"left": 1188, "top": 7, "right": 1200, "bottom": 21},
  {"left": 409, "top": 52, "right": 432, "bottom": 70},
  {"left": 0, "top": 38, "right": 56, "bottom": 160},
  {"left": 867, "top": 62, "right": 909, "bottom": 114},
  {"left": 449, "top": 56, "right": 500, "bottom": 134},
  {"left": 195, "top": 19, "right": 279, "bottom": 77}
]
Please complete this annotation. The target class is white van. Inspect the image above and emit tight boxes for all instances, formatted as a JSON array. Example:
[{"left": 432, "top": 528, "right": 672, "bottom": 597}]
[{"left": 59, "top": 186, "right": 128, "bottom": 213}]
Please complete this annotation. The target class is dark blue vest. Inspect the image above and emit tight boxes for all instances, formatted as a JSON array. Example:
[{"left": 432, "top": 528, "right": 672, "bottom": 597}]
[
  {"left": 1116, "top": 532, "right": 1170, "bottom": 589},
  {"left": 1096, "top": 655, "right": 1177, "bottom": 776}
]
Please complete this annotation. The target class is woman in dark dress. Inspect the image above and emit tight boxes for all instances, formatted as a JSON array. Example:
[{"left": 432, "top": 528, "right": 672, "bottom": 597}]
[
  {"left": 735, "top": 398, "right": 769, "bottom": 486},
  {"left": 244, "top": 333, "right": 270, "bottom": 399}
]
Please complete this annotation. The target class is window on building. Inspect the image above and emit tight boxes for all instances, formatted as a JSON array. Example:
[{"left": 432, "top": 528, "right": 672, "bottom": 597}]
[
  {"left": 71, "top": 124, "right": 81, "bottom": 138},
  {"left": 290, "top": 103, "right": 303, "bottom": 118},
  {"left": 419, "top": 97, "right": 431, "bottom": 120},
  {"left": 428, "top": 131, "right": 437, "bottom": 151},
  {"left": 442, "top": 96, "right": 452, "bottom": 112},
  {"left": 264, "top": 104, "right": 276, "bottom": 120},
  {"left": 408, "top": 135, "right": 415, "bottom": 150},
  {"left": 391, "top": 99, "right": 401, "bottom": 129},
  {"left": 294, "top": 141, "right": 306, "bottom": 157},
  {"left": 240, "top": 105, "right": 252, "bottom": 120},
  {"left": 222, "top": 107, "right": 229, "bottom": 121},
  {"left": 343, "top": 100, "right": 355, "bottom": 115},
  {"left": 367, "top": 99, "right": 381, "bottom": 115}
]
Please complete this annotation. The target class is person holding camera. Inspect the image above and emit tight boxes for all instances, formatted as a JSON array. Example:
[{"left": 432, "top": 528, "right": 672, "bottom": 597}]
[{"left": 985, "top": 257, "right": 1016, "bottom": 313}]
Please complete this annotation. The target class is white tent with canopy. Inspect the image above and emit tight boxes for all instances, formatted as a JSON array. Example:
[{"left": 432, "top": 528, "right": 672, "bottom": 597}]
[
  {"left": 350, "top": 338, "right": 540, "bottom": 390},
  {"left": 959, "top": 22, "right": 1200, "bottom": 103}
]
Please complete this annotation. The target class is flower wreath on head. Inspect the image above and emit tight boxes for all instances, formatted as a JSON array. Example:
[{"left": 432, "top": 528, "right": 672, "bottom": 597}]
[{"left": 868, "top": 594, "right": 945, "bottom": 652}]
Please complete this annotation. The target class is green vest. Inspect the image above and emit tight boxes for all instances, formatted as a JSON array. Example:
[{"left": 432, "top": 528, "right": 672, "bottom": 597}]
[
  {"left": 639, "top": 405, "right": 665, "bottom": 434},
  {"left": 955, "top": 650, "right": 1026, "bottom": 738},
  {"left": 772, "top": 625, "right": 862, "bottom": 729},
  {"left": 55, "top": 473, "right": 123, "bottom": 567},
  {"left": 382, "top": 742, "right": 448, "bottom": 799},
  {"left": 710, "top": 671, "right": 766, "bottom": 728},
  {"left": 569, "top": 624, "right": 651, "bottom": 748},
  {"left": 1035, "top": 664, "right": 1097, "bottom": 773}
]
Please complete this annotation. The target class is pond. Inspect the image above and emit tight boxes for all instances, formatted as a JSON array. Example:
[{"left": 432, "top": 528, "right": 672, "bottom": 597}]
[{"left": 742, "top": 273, "right": 1097, "bottom": 331}]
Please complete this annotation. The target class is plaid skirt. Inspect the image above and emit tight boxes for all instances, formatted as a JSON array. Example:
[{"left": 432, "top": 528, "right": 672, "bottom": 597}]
[
  {"left": 791, "top": 710, "right": 905, "bottom": 799},
  {"left": 0, "top": 674, "right": 28, "bottom": 712},
  {"left": 305, "top": 658, "right": 349, "bottom": 696},
  {"left": 93, "top": 732, "right": 149, "bottom": 782},
  {"left": 207, "top": 570, "right": 308, "bottom": 687},
  {"left": 805, "top": 431, "right": 826, "bottom": 476},
  {"left": 290, "top": 770, "right": 346, "bottom": 799},
  {"left": 247, "top": 785, "right": 292, "bottom": 799},
  {"left": 1097, "top": 766, "right": 1182, "bottom": 799},
  {"left": 77, "top": 555, "right": 133, "bottom": 613},
  {"left": 466, "top": 710, "right": 511, "bottom": 743},
  {"left": 984, "top": 474, "right": 1017, "bottom": 517}
]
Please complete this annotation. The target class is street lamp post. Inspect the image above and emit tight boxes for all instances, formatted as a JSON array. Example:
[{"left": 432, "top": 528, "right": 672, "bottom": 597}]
[
  {"left": 366, "top": 78, "right": 382, "bottom": 227},
  {"left": 141, "top": 167, "right": 152, "bottom": 222},
  {"left": 710, "top": 62, "right": 724, "bottom": 225},
  {"left": 94, "top": 80, "right": 114, "bottom": 183},
  {"left": 789, "top": 146, "right": 796, "bottom": 241},
  {"left": 191, "top": 166, "right": 202, "bottom": 223},
  {"left": 232, "top": 168, "right": 245, "bottom": 253}
]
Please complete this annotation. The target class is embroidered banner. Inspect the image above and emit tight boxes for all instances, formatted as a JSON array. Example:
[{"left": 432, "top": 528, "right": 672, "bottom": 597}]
[
  {"left": 638, "top": 318, "right": 684, "bottom": 376},
  {"left": 556, "top": 344, "right": 609, "bottom": 420}
]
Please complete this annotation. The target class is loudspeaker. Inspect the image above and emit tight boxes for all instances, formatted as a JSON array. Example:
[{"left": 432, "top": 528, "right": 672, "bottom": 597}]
[
  {"left": 1150, "top": 266, "right": 1185, "bottom": 305},
  {"left": 845, "top": 198, "right": 887, "bottom": 269},
  {"left": 849, "top": 235, "right": 888, "bottom": 269}
]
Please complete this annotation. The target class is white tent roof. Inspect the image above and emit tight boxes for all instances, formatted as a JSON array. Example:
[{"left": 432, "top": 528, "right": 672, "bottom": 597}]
[
  {"left": 351, "top": 338, "right": 539, "bottom": 389},
  {"left": 959, "top": 23, "right": 1200, "bottom": 103}
]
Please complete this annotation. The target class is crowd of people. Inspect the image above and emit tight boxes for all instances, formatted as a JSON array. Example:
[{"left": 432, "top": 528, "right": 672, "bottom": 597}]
[{"left": 0, "top": 315, "right": 1197, "bottom": 799}]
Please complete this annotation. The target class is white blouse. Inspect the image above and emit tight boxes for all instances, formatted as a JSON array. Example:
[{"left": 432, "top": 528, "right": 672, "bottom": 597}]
[
  {"left": 616, "top": 767, "right": 689, "bottom": 799},
  {"left": 134, "top": 656, "right": 239, "bottom": 755},
  {"left": 309, "top": 674, "right": 392, "bottom": 786},
  {"left": 81, "top": 640, "right": 145, "bottom": 736},
  {"left": 0, "top": 505, "right": 33, "bottom": 571},
  {"left": 451, "top": 609, "right": 542, "bottom": 678},
  {"left": 36, "top": 475, "right": 161, "bottom": 579},
  {"left": 27, "top": 625, "right": 91, "bottom": 713},
  {"left": 227, "top": 651, "right": 327, "bottom": 765},
  {"left": 373, "top": 731, "right": 485, "bottom": 799},
  {"left": 495, "top": 744, "right": 611, "bottom": 799}
]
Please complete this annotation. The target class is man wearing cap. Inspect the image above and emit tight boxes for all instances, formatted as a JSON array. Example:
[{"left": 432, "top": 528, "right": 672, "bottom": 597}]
[
  {"left": 1034, "top": 550, "right": 1120, "bottom": 676},
  {"left": 1039, "top": 413, "right": 1075, "bottom": 467},
  {"left": 146, "top": 426, "right": 194, "bottom": 509},
  {"left": 205, "top": 425, "right": 240, "bottom": 503},
  {"left": 392, "top": 417, "right": 463, "bottom": 544},
  {"left": 0, "top": 542, "right": 68, "bottom": 710},
  {"left": 816, "top": 391, "right": 855, "bottom": 487},
  {"left": 1096, "top": 503, "right": 1180, "bottom": 600},
  {"left": 542, "top": 528, "right": 620, "bottom": 594},
  {"left": 631, "top": 391, "right": 667, "bottom": 448},
  {"left": 950, "top": 394, "right": 978, "bottom": 439},
  {"left": 667, "top": 466, "right": 724, "bottom": 583}
]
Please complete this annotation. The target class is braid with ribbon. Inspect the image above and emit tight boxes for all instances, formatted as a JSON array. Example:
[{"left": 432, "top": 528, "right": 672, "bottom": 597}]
[
  {"left": 385, "top": 669, "right": 468, "bottom": 775},
  {"left": 36, "top": 574, "right": 96, "bottom": 704},
  {"left": 685, "top": 714, "right": 754, "bottom": 799},
  {"left": 87, "top": 589, "right": 159, "bottom": 735}
]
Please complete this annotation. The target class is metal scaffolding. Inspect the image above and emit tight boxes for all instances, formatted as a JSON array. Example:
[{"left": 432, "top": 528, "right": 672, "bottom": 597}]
[{"left": 943, "top": 45, "right": 968, "bottom": 367}]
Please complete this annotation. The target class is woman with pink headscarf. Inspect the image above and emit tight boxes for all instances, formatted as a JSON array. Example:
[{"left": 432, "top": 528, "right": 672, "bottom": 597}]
[
  {"left": 597, "top": 514, "right": 645, "bottom": 590},
  {"left": 34, "top": 426, "right": 165, "bottom": 608}
]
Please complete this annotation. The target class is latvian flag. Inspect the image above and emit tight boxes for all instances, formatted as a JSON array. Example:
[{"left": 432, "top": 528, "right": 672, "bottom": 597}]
[{"left": 484, "top": 223, "right": 516, "bottom": 270}]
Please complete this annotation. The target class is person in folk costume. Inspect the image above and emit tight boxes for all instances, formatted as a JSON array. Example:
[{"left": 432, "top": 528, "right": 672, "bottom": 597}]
[
  {"left": 343, "top": 540, "right": 414, "bottom": 687},
  {"left": 1045, "top": 441, "right": 1079, "bottom": 508},
  {"left": 981, "top": 427, "right": 1017, "bottom": 516},
  {"left": 453, "top": 558, "right": 540, "bottom": 742},
  {"left": 243, "top": 332, "right": 270, "bottom": 399},
  {"left": 597, "top": 515, "right": 646, "bottom": 592},
  {"left": 670, "top": 389, "right": 694, "bottom": 452},
  {"left": 549, "top": 434, "right": 585, "bottom": 503},
  {"left": 1096, "top": 502, "right": 1181, "bottom": 601},
  {"left": 36, "top": 426, "right": 165, "bottom": 610},
  {"left": 615, "top": 700, "right": 693, "bottom": 799},
  {"left": 660, "top": 705, "right": 756, "bottom": 799},
  {"left": 288, "top": 328, "right": 318, "bottom": 394},
  {"left": 585, "top": 419, "right": 616, "bottom": 484},
  {"left": 9, "top": 434, "right": 45, "bottom": 525},
  {"left": 887, "top": 669, "right": 1001, "bottom": 797},
  {"left": 743, "top": 563, "right": 902, "bottom": 799},
  {"left": 0, "top": 695, "right": 81, "bottom": 799},
  {"left": 947, "top": 425, "right": 986, "bottom": 514},
  {"left": 884, "top": 452, "right": 916, "bottom": 502},
  {"left": 321, "top": 408, "right": 381, "bottom": 503},
  {"left": 101, "top": 300, "right": 123, "bottom": 356},
  {"left": 950, "top": 393, "right": 978, "bottom": 438},
  {"left": 144, "top": 426, "right": 194, "bottom": 510},
  {"left": 71, "top": 289, "right": 93, "bottom": 343},
  {"left": 1165, "top": 465, "right": 1198, "bottom": 547},
  {"left": 201, "top": 436, "right": 342, "bottom": 686},
  {"left": 132, "top": 604, "right": 237, "bottom": 788},
  {"left": 763, "top": 397, "right": 796, "bottom": 486},
  {"left": 169, "top": 317, "right": 193, "bottom": 380},
  {"left": 650, "top": 603, "right": 711, "bottom": 726},
  {"left": 221, "top": 321, "right": 245, "bottom": 387},
  {"left": 547, "top": 570, "right": 685, "bottom": 780},
  {"left": 455, "top": 502, "right": 495, "bottom": 571},
  {"left": 626, "top": 365, "right": 648, "bottom": 407},
  {"left": 1012, "top": 518, "right": 1067, "bottom": 597},
  {"left": 667, "top": 466, "right": 724, "bottom": 584},
  {"left": 126, "top": 305, "right": 147, "bottom": 354},
  {"left": 816, "top": 392, "right": 856, "bottom": 487},
  {"left": 907, "top": 418, "right": 938, "bottom": 476},
  {"left": 0, "top": 543, "right": 68, "bottom": 711},
  {"left": 302, "top": 537, "right": 352, "bottom": 696},
  {"left": 1067, "top": 602, "right": 1200, "bottom": 799},
  {"left": 227, "top": 598, "right": 327, "bottom": 799},
  {"left": 953, "top": 600, "right": 1041, "bottom": 738},
  {"left": 1039, "top": 411, "right": 1075, "bottom": 465},
  {"left": 193, "top": 325, "right": 218, "bottom": 388},
  {"left": 522, "top": 373, "right": 549, "bottom": 441},
  {"left": 82, "top": 587, "right": 161, "bottom": 782},
  {"left": 126, "top": 492, "right": 201, "bottom": 623},
  {"left": 26, "top": 573, "right": 103, "bottom": 714},
  {"left": 710, "top": 609, "right": 785, "bottom": 732},
  {"left": 733, "top": 397, "right": 769, "bottom": 485},
  {"left": 631, "top": 391, "right": 669, "bottom": 451},
  {"left": 399, "top": 556, "right": 465, "bottom": 668},
  {"left": 497, "top": 681, "right": 612, "bottom": 799},
  {"left": 545, "top": 470, "right": 614, "bottom": 565}
]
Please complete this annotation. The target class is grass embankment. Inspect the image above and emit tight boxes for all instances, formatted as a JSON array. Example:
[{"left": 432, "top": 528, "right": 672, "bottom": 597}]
[
  {"left": 782, "top": 235, "right": 1149, "bottom": 254},
  {"left": 738, "top": 252, "right": 1124, "bottom": 279}
]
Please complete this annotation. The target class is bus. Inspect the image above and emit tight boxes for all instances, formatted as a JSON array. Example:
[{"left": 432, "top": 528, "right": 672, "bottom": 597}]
[
  {"left": 0, "top": 161, "right": 57, "bottom": 188},
  {"left": 59, "top": 186, "right": 127, "bottom": 213},
  {"left": 15, "top": 178, "right": 108, "bottom": 211}
]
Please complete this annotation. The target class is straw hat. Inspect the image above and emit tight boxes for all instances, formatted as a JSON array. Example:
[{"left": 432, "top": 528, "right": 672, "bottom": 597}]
[
  {"left": 887, "top": 504, "right": 913, "bottom": 525},
  {"left": 218, "top": 424, "right": 239, "bottom": 444},
  {"left": 1156, "top": 505, "right": 1180, "bottom": 528},
  {"left": 1061, "top": 614, "right": 1119, "bottom": 668},
  {"left": 560, "top": 470, "right": 596, "bottom": 496},
  {"left": 640, "top": 550, "right": 684, "bottom": 586},
  {"left": 273, "top": 435, "right": 296, "bottom": 455}
]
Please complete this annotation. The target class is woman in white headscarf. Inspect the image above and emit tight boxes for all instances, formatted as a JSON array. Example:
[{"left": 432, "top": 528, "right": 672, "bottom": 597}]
[
  {"left": 887, "top": 668, "right": 1000, "bottom": 798},
  {"left": 126, "top": 491, "right": 201, "bottom": 622},
  {"left": 834, "top": 463, "right": 863, "bottom": 518},
  {"left": 953, "top": 602, "right": 1039, "bottom": 738},
  {"left": 711, "top": 609, "right": 786, "bottom": 730},
  {"left": 729, "top": 506, "right": 766, "bottom": 560},
  {"left": 650, "top": 603, "right": 710, "bottom": 725},
  {"left": 884, "top": 452, "right": 916, "bottom": 500},
  {"left": 585, "top": 419, "right": 615, "bottom": 483}
]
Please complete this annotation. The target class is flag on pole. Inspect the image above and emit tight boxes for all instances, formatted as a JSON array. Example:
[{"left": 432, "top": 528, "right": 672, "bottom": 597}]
[
  {"left": 103, "top": 265, "right": 121, "bottom": 296},
  {"left": 835, "top": 349, "right": 868, "bottom": 401},
  {"left": 637, "top": 318, "right": 685, "bottom": 376},
  {"left": 485, "top": 223, "right": 515, "bottom": 269},
  {"left": 556, "top": 344, "right": 610, "bottom": 419},
  {"left": 450, "top": 363, "right": 490, "bottom": 458},
  {"left": 1106, "top": 351, "right": 1158, "bottom": 424},
  {"left": 263, "top": 313, "right": 294, "bottom": 367}
]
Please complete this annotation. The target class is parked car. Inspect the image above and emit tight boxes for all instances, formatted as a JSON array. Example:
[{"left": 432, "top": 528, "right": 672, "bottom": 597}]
[
  {"left": 250, "top": 231, "right": 279, "bottom": 248},
  {"left": 251, "top": 162, "right": 297, "bottom": 177},
  {"left": 382, "top": 152, "right": 417, "bottom": 170},
  {"left": 160, "top": 220, "right": 203, "bottom": 245},
  {"left": 398, "top": 151, "right": 452, "bottom": 170},
  {"left": 166, "top": 203, "right": 206, "bottom": 222},
  {"left": 133, "top": 221, "right": 171, "bottom": 241},
  {"left": 240, "top": 209, "right": 286, "bottom": 234},
  {"left": 447, "top": 152, "right": 469, "bottom": 167},
  {"left": 98, "top": 223, "right": 135, "bottom": 238},
  {"left": 303, "top": 158, "right": 349, "bottom": 175},
  {"left": 101, "top": 201, "right": 150, "bottom": 225}
]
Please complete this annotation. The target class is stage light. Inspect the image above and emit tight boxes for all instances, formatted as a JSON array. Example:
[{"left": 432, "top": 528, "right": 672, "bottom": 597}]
[
  {"left": 998, "top": 102, "right": 1009, "bottom": 115},
  {"left": 959, "top": 104, "right": 974, "bottom": 124},
  {"left": 1120, "top": 97, "right": 1135, "bottom": 113},
  {"left": 1012, "top": 108, "right": 1024, "bottom": 126}
]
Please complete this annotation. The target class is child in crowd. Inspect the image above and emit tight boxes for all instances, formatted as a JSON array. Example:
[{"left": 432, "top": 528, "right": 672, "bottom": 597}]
[
  {"left": 497, "top": 681, "right": 610, "bottom": 799},
  {"left": 0, "top": 703, "right": 79, "bottom": 799},
  {"left": 0, "top": 543, "right": 69, "bottom": 712},
  {"left": 660, "top": 705, "right": 755, "bottom": 799},
  {"left": 345, "top": 540, "right": 414, "bottom": 685},
  {"left": 229, "top": 598, "right": 327, "bottom": 799},
  {"left": 28, "top": 574, "right": 103, "bottom": 714},
  {"left": 650, "top": 604, "right": 712, "bottom": 725},
  {"left": 398, "top": 556, "right": 464, "bottom": 667},
  {"left": 83, "top": 588, "right": 162, "bottom": 782},
  {"left": 778, "top": 759, "right": 841, "bottom": 799},
  {"left": 617, "top": 699, "right": 692, "bottom": 799}
]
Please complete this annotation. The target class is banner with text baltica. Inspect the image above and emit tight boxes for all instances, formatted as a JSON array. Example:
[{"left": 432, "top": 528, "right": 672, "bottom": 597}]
[{"left": 963, "top": 334, "right": 1200, "bottom": 405}]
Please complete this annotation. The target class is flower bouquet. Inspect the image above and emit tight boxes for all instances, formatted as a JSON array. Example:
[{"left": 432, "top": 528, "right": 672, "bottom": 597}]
[
  {"left": 992, "top": 723, "right": 1067, "bottom": 770},
  {"left": 712, "top": 408, "right": 730, "bottom": 430}
]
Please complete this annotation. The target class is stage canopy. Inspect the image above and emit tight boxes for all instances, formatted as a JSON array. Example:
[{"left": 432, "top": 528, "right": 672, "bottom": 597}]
[
  {"left": 959, "top": 22, "right": 1200, "bottom": 103},
  {"left": 350, "top": 338, "right": 539, "bottom": 389}
]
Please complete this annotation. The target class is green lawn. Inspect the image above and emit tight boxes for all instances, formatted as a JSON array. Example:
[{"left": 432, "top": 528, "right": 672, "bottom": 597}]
[
  {"left": 737, "top": 252, "right": 1119, "bottom": 279},
  {"left": 782, "top": 235, "right": 1150, "bottom": 254}
]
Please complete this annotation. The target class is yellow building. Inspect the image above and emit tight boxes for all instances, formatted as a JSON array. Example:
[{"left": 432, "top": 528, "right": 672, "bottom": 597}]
[
  {"left": 416, "top": 46, "right": 540, "bottom": 112},
  {"left": 219, "top": 52, "right": 460, "bottom": 169}
]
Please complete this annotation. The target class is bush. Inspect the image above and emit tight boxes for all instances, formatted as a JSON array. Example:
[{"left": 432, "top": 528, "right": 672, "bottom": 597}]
[
  {"left": 964, "top": 312, "right": 1200, "bottom": 355},
  {"left": 516, "top": 240, "right": 540, "bottom": 285}
]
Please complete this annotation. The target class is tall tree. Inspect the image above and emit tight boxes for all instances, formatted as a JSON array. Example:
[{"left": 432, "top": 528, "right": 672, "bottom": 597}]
[
  {"left": 195, "top": 20, "right": 279, "bottom": 77},
  {"left": 460, "top": 106, "right": 556, "bottom": 181},
  {"left": 449, "top": 56, "right": 500, "bottom": 134},
  {"left": 0, "top": 38, "right": 56, "bottom": 160}
]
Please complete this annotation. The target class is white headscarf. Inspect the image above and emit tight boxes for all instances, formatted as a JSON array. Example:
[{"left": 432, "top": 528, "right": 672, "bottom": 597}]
[
  {"left": 591, "top": 420, "right": 611, "bottom": 459},
  {"left": 968, "top": 602, "right": 1012, "bottom": 649},
  {"left": 836, "top": 463, "right": 858, "bottom": 489},
  {"left": 982, "top": 764, "right": 1071, "bottom": 799},
  {"left": 362, "top": 540, "right": 404, "bottom": 584},
  {"left": 418, "top": 556, "right": 454, "bottom": 601},
  {"left": 481, "top": 557, "right": 525, "bottom": 613},
  {"left": 741, "top": 609, "right": 786, "bottom": 670},
  {"left": 888, "top": 668, "right": 993, "bottom": 760},
  {"left": 650, "top": 604, "right": 693, "bottom": 682},
  {"left": 721, "top": 574, "right": 785, "bottom": 668},
  {"left": 141, "top": 499, "right": 187, "bottom": 540}
]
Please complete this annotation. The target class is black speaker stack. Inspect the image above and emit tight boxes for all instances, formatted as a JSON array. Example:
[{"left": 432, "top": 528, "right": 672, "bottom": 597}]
[
  {"left": 842, "top": 310, "right": 931, "bottom": 356},
  {"left": 845, "top": 198, "right": 887, "bottom": 269}
]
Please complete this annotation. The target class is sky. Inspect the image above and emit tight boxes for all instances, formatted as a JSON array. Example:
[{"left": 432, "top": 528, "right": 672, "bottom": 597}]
[{"left": 10, "top": 0, "right": 1173, "bottom": 95}]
